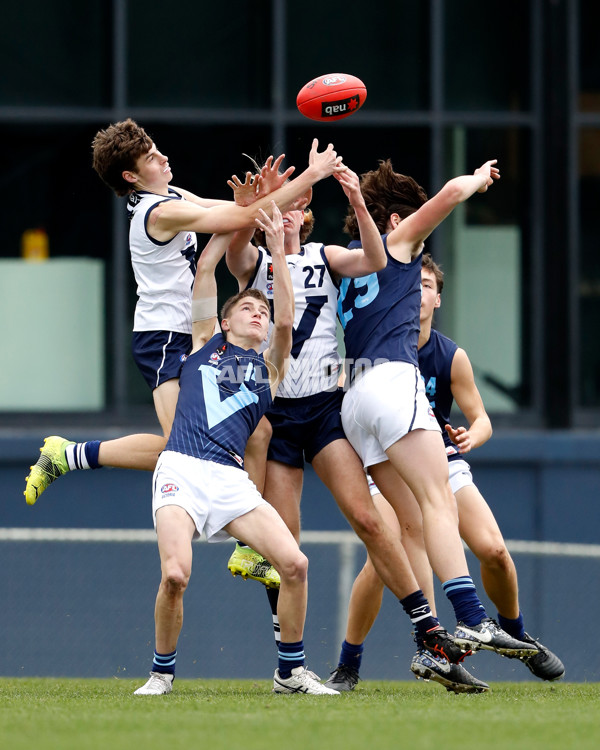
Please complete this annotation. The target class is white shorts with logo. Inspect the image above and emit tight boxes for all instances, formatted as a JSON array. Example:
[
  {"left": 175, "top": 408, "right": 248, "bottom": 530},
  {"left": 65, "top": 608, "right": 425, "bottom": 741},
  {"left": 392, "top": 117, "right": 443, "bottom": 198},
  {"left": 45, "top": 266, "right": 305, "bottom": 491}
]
[
  {"left": 367, "top": 457, "right": 475, "bottom": 497},
  {"left": 342, "top": 361, "right": 440, "bottom": 469},
  {"left": 152, "top": 450, "right": 267, "bottom": 542}
]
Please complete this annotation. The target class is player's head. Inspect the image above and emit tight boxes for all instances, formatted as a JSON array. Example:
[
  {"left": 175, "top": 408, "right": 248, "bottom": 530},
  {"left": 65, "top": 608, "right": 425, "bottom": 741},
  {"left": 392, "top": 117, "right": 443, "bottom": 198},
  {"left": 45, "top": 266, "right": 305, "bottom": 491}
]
[
  {"left": 343, "top": 159, "right": 428, "bottom": 239},
  {"left": 421, "top": 253, "right": 443, "bottom": 323},
  {"left": 253, "top": 207, "right": 315, "bottom": 247},
  {"left": 92, "top": 119, "right": 154, "bottom": 196},
  {"left": 220, "top": 288, "right": 270, "bottom": 343}
]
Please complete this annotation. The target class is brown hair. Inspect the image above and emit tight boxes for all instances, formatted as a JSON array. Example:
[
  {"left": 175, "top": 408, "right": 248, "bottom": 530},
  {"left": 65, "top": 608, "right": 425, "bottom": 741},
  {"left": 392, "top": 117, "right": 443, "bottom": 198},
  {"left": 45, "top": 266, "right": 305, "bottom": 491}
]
[
  {"left": 422, "top": 252, "right": 444, "bottom": 293},
  {"left": 220, "top": 288, "right": 269, "bottom": 322},
  {"left": 344, "top": 159, "right": 428, "bottom": 239},
  {"left": 253, "top": 208, "right": 315, "bottom": 247},
  {"left": 92, "top": 118, "right": 153, "bottom": 197}
]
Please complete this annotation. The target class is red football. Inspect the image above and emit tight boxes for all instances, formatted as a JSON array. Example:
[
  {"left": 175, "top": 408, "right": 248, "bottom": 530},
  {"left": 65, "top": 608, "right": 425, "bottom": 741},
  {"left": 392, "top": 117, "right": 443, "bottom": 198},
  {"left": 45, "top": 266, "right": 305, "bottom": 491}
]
[{"left": 296, "top": 73, "right": 367, "bottom": 122}]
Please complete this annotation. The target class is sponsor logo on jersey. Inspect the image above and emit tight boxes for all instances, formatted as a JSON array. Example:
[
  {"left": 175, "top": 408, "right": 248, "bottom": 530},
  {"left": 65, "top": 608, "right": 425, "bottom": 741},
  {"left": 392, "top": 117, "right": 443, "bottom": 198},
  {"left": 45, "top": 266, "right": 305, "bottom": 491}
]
[
  {"left": 267, "top": 263, "right": 274, "bottom": 281},
  {"left": 209, "top": 344, "right": 227, "bottom": 365},
  {"left": 161, "top": 483, "right": 179, "bottom": 495},
  {"left": 227, "top": 450, "right": 244, "bottom": 467}
]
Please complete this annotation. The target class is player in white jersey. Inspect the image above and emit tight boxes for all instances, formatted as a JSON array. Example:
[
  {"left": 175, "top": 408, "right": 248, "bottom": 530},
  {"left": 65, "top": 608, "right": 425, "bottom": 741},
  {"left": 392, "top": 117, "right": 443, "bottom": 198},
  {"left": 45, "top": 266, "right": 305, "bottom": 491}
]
[
  {"left": 134, "top": 203, "right": 338, "bottom": 696},
  {"left": 24, "top": 120, "right": 344, "bottom": 505},
  {"left": 224, "top": 165, "right": 472, "bottom": 672}
]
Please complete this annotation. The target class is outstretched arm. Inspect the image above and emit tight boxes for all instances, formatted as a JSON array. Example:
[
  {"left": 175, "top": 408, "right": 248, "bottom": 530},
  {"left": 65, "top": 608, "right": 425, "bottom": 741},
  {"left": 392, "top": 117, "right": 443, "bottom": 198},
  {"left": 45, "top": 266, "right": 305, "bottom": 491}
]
[
  {"left": 149, "top": 140, "right": 344, "bottom": 240},
  {"left": 325, "top": 168, "right": 386, "bottom": 278},
  {"left": 387, "top": 160, "right": 500, "bottom": 262},
  {"left": 190, "top": 233, "right": 232, "bottom": 353},
  {"left": 446, "top": 347, "right": 493, "bottom": 453},
  {"left": 259, "top": 203, "right": 294, "bottom": 395}
]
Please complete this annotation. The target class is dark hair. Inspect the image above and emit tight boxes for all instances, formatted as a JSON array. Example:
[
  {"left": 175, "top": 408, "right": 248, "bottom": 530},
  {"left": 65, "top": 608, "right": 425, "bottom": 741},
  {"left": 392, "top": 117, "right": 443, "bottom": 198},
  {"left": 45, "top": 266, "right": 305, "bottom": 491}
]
[
  {"left": 220, "top": 288, "right": 269, "bottom": 321},
  {"left": 422, "top": 253, "right": 444, "bottom": 293},
  {"left": 92, "top": 118, "right": 153, "bottom": 197},
  {"left": 344, "top": 159, "right": 428, "bottom": 239}
]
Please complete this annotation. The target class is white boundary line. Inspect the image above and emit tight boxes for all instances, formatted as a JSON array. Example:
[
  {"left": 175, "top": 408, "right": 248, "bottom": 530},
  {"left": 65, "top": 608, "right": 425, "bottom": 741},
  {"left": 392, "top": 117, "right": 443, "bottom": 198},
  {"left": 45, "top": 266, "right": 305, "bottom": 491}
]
[{"left": 1, "top": 527, "right": 600, "bottom": 558}]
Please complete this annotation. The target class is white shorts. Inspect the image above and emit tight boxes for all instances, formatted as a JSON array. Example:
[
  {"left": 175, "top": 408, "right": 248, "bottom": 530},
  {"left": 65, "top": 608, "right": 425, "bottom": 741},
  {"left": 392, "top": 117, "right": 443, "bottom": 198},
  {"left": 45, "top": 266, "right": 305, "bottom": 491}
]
[
  {"left": 448, "top": 457, "right": 474, "bottom": 494},
  {"left": 341, "top": 362, "right": 440, "bottom": 469},
  {"left": 367, "top": 458, "right": 474, "bottom": 498},
  {"left": 152, "top": 450, "right": 267, "bottom": 543}
]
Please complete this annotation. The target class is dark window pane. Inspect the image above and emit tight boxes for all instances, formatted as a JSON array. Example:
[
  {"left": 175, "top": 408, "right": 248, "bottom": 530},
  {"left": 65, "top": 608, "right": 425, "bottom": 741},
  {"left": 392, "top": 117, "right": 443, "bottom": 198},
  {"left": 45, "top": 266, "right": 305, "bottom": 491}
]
[
  {"left": 579, "top": 0, "right": 600, "bottom": 111},
  {"left": 287, "top": 1, "right": 429, "bottom": 111},
  {"left": 0, "top": 2, "right": 110, "bottom": 106},
  {"left": 127, "top": 2, "right": 272, "bottom": 108},
  {"left": 445, "top": 0, "right": 530, "bottom": 111},
  {"left": 578, "top": 130, "right": 600, "bottom": 406},
  {"left": 285, "top": 126, "right": 430, "bottom": 246}
]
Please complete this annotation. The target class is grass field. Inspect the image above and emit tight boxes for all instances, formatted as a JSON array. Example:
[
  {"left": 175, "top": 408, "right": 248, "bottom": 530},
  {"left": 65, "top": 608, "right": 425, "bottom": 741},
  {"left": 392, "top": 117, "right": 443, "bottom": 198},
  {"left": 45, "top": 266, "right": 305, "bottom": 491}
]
[{"left": 1, "top": 678, "right": 599, "bottom": 750}]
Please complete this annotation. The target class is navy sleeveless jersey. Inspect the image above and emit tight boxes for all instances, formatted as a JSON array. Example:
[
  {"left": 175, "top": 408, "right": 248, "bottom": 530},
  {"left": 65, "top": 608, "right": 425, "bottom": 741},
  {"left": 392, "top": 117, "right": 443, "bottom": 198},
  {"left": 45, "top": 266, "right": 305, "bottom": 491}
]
[
  {"left": 418, "top": 329, "right": 460, "bottom": 458},
  {"left": 339, "top": 235, "right": 422, "bottom": 381},
  {"left": 166, "top": 333, "right": 273, "bottom": 469}
]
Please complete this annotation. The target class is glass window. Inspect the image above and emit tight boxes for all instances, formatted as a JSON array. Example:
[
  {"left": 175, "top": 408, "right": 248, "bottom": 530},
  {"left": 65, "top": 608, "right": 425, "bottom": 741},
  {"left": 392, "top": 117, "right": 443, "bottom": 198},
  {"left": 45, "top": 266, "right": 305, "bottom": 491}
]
[
  {"left": 579, "top": 0, "right": 600, "bottom": 111},
  {"left": 285, "top": 126, "right": 430, "bottom": 246},
  {"left": 436, "top": 127, "right": 533, "bottom": 416},
  {"left": 287, "top": 0, "right": 429, "bottom": 111},
  {"left": 444, "top": 0, "right": 530, "bottom": 111},
  {"left": 0, "top": 2, "right": 110, "bottom": 107},
  {"left": 578, "top": 129, "right": 600, "bottom": 407},
  {"left": 127, "top": 1, "right": 272, "bottom": 108}
]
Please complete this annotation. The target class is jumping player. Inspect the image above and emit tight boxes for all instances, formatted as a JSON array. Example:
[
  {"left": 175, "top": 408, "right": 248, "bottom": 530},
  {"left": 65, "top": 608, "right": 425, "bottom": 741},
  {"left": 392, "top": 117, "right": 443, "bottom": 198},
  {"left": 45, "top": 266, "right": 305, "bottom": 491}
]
[
  {"left": 134, "top": 203, "right": 339, "bottom": 696},
  {"left": 325, "top": 159, "right": 538, "bottom": 692},
  {"left": 327, "top": 254, "right": 564, "bottom": 691},
  {"left": 24, "top": 120, "right": 342, "bottom": 505}
]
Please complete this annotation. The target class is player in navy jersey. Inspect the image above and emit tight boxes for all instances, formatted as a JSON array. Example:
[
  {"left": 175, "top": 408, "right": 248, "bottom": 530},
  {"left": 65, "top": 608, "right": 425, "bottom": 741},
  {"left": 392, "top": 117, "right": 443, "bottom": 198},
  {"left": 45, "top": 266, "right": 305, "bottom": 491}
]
[
  {"left": 224, "top": 163, "right": 472, "bottom": 677},
  {"left": 328, "top": 254, "right": 564, "bottom": 691},
  {"left": 134, "top": 202, "right": 339, "bottom": 696},
  {"left": 325, "top": 158, "right": 539, "bottom": 694},
  {"left": 25, "top": 120, "right": 343, "bottom": 505}
]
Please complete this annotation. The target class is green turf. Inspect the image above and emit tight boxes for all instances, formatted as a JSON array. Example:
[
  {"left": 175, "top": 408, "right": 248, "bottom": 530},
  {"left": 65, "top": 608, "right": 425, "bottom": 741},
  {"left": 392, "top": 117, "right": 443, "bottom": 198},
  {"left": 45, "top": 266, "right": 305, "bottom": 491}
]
[{"left": 1, "top": 678, "right": 599, "bottom": 750}]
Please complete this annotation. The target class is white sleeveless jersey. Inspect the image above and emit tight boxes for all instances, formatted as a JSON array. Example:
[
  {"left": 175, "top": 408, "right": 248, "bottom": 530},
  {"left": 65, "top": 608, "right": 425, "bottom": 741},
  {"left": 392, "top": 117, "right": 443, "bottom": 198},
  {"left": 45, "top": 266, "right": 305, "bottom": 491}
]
[
  {"left": 127, "top": 189, "right": 198, "bottom": 333},
  {"left": 247, "top": 242, "right": 342, "bottom": 398}
]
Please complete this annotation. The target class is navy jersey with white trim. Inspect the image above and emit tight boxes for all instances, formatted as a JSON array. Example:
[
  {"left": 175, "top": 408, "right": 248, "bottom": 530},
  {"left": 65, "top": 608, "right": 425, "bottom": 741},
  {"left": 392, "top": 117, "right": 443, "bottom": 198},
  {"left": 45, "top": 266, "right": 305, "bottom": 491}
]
[
  {"left": 166, "top": 333, "right": 273, "bottom": 469},
  {"left": 419, "top": 329, "right": 460, "bottom": 458},
  {"left": 339, "top": 234, "right": 422, "bottom": 381}
]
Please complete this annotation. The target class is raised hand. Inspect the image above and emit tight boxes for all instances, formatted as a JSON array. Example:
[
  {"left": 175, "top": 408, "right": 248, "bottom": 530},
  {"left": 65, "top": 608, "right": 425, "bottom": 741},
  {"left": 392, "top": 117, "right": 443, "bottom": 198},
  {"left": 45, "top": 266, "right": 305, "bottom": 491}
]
[
  {"left": 308, "top": 138, "right": 346, "bottom": 179},
  {"left": 474, "top": 160, "right": 501, "bottom": 193},
  {"left": 227, "top": 171, "right": 259, "bottom": 207}
]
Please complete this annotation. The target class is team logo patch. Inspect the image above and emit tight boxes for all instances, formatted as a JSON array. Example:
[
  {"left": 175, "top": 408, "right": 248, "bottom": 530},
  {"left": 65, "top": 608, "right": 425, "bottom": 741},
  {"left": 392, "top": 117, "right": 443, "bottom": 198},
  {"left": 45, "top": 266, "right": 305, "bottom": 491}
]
[{"left": 161, "top": 483, "right": 179, "bottom": 496}]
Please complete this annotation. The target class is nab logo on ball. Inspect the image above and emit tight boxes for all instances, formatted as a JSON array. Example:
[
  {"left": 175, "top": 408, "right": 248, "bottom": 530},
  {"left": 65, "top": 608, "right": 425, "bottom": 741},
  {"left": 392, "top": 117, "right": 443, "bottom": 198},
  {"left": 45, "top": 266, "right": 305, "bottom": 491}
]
[
  {"left": 297, "top": 72, "right": 367, "bottom": 122},
  {"left": 321, "top": 94, "right": 361, "bottom": 119}
]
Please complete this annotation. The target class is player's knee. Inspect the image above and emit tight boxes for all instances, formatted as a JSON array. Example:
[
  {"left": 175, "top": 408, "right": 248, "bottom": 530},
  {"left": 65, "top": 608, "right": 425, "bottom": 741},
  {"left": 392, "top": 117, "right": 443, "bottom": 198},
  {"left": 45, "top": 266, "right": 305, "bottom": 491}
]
[
  {"left": 161, "top": 566, "right": 190, "bottom": 598},
  {"left": 279, "top": 550, "right": 308, "bottom": 585},
  {"left": 348, "top": 507, "right": 383, "bottom": 541},
  {"left": 479, "top": 539, "right": 512, "bottom": 571}
]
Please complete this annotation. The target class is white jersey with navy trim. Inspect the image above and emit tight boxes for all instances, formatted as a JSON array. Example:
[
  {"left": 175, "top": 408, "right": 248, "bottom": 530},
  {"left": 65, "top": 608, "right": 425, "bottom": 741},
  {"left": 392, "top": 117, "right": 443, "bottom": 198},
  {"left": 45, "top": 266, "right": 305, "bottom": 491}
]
[
  {"left": 127, "top": 188, "right": 198, "bottom": 333},
  {"left": 246, "top": 242, "right": 341, "bottom": 398}
]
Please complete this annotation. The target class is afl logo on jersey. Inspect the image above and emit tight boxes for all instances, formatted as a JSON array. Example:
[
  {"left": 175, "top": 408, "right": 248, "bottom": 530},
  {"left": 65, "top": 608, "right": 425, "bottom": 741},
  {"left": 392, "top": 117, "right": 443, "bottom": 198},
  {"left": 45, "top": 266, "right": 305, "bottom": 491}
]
[
  {"left": 161, "top": 483, "right": 179, "bottom": 496},
  {"left": 179, "top": 353, "right": 188, "bottom": 363},
  {"left": 185, "top": 233, "right": 193, "bottom": 245}
]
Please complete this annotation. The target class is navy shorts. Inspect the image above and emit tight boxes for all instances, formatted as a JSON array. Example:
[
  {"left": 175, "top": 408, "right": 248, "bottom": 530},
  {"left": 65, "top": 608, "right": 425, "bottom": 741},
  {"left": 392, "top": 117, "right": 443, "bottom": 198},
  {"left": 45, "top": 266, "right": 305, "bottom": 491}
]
[
  {"left": 266, "top": 389, "right": 346, "bottom": 468},
  {"left": 132, "top": 330, "right": 192, "bottom": 391}
]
